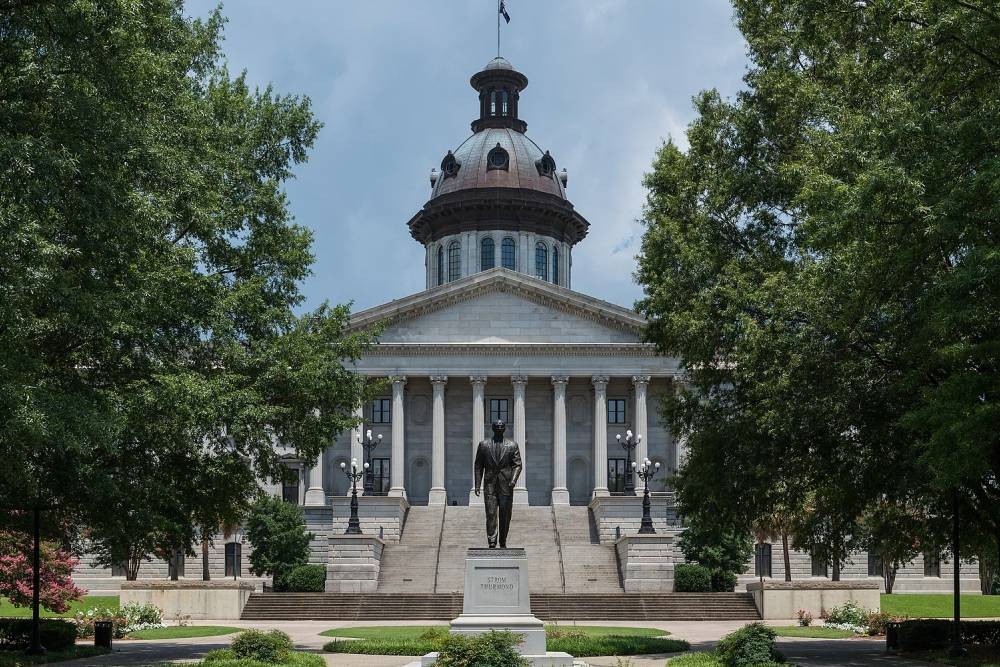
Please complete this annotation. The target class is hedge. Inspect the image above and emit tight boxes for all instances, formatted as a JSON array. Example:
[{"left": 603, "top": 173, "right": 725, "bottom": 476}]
[
  {"left": 675, "top": 564, "right": 712, "bottom": 592},
  {"left": 0, "top": 618, "right": 77, "bottom": 651},
  {"left": 282, "top": 565, "right": 326, "bottom": 592},
  {"left": 897, "top": 619, "right": 1000, "bottom": 652}
]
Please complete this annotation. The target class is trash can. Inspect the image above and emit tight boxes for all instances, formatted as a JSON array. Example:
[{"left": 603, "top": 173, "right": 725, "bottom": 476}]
[
  {"left": 885, "top": 621, "right": 900, "bottom": 652},
  {"left": 94, "top": 620, "right": 113, "bottom": 649}
]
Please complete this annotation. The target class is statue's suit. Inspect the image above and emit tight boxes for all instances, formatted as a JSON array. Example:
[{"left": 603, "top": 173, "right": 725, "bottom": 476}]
[{"left": 474, "top": 438, "right": 523, "bottom": 548}]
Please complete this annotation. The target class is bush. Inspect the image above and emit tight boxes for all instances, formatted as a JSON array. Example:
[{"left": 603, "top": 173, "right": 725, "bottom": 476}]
[
  {"left": 0, "top": 618, "right": 78, "bottom": 651},
  {"left": 73, "top": 601, "right": 164, "bottom": 638},
  {"left": 202, "top": 648, "right": 324, "bottom": 666},
  {"left": 864, "top": 610, "right": 893, "bottom": 636},
  {"left": 675, "top": 564, "right": 712, "bottom": 592},
  {"left": 896, "top": 619, "right": 1000, "bottom": 651},
  {"left": 796, "top": 609, "right": 813, "bottom": 627},
  {"left": 716, "top": 623, "right": 780, "bottom": 667},
  {"left": 710, "top": 569, "right": 738, "bottom": 592},
  {"left": 280, "top": 564, "right": 326, "bottom": 593},
  {"left": 435, "top": 631, "right": 529, "bottom": 667},
  {"left": 230, "top": 629, "right": 294, "bottom": 663},
  {"left": 825, "top": 600, "right": 868, "bottom": 627},
  {"left": 546, "top": 634, "right": 688, "bottom": 657}
]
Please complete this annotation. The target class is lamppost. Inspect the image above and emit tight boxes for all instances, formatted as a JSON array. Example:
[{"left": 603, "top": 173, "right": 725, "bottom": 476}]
[
  {"left": 340, "top": 458, "right": 368, "bottom": 535},
  {"left": 636, "top": 458, "right": 661, "bottom": 534},
  {"left": 615, "top": 430, "right": 641, "bottom": 496},
  {"left": 359, "top": 429, "right": 382, "bottom": 495}
]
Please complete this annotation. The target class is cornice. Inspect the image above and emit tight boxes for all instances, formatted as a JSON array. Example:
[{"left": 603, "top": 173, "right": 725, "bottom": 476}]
[{"left": 361, "top": 342, "right": 666, "bottom": 359}]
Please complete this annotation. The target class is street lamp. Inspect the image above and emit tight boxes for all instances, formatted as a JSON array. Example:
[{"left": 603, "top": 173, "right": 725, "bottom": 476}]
[
  {"left": 636, "top": 458, "right": 661, "bottom": 534},
  {"left": 615, "top": 430, "right": 641, "bottom": 496},
  {"left": 359, "top": 429, "right": 382, "bottom": 495},
  {"left": 340, "top": 459, "right": 368, "bottom": 535}
]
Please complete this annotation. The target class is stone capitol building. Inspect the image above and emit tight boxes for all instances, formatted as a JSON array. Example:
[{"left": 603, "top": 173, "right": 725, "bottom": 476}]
[{"left": 74, "top": 57, "right": 978, "bottom": 599}]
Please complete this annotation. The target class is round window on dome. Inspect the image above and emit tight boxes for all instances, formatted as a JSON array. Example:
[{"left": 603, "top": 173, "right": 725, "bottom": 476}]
[
  {"left": 441, "top": 151, "right": 461, "bottom": 178},
  {"left": 487, "top": 143, "right": 509, "bottom": 171}
]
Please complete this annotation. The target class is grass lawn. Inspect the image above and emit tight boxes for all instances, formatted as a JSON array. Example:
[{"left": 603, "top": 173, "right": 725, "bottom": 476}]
[
  {"left": 150, "top": 649, "right": 324, "bottom": 666},
  {"left": 769, "top": 625, "right": 855, "bottom": 639},
  {"left": 127, "top": 626, "right": 242, "bottom": 640},
  {"left": 0, "top": 596, "right": 118, "bottom": 619},
  {"left": 668, "top": 650, "right": 785, "bottom": 666},
  {"left": 0, "top": 647, "right": 109, "bottom": 666},
  {"left": 882, "top": 594, "right": 1000, "bottom": 619}
]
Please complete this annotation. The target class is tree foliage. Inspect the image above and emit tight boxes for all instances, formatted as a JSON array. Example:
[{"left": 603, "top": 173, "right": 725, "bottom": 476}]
[
  {"left": 0, "top": 531, "right": 85, "bottom": 613},
  {"left": 245, "top": 495, "right": 313, "bottom": 580}
]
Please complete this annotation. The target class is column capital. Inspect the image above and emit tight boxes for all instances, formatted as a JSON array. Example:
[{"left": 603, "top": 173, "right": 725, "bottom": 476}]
[
  {"left": 511, "top": 374, "right": 529, "bottom": 387},
  {"left": 390, "top": 375, "right": 407, "bottom": 387},
  {"left": 430, "top": 375, "right": 448, "bottom": 386},
  {"left": 591, "top": 375, "right": 610, "bottom": 389},
  {"left": 469, "top": 375, "right": 488, "bottom": 386},
  {"left": 551, "top": 375, "right": 569, "bottom": 386},
  {"left": 631, "top": 375, "right": 651, "bottom": 386}
]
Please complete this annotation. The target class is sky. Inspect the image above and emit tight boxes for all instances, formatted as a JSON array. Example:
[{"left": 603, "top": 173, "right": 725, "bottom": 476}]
[{"left": 184, "top": 0, "right": 748, "bottom": 313}]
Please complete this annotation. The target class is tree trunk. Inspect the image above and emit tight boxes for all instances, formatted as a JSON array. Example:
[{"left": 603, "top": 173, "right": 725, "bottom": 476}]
[
  {"left": 782, "top": 532, "right": 792, "bottom": 582},
  {"left": 170, "top": 547, "right": 179, "bottom": 581},
  {"left": 202, "top": 534, "right": 211, "bottom": 581},
  {"left": 126, "top": 554, "right": 140, "bottom": 581},
  {"left": 832, "top": 559, "right": 840, "bottom": 582},
  {"left": 885, "top": 564, "right": 897, "bottom": 594}
]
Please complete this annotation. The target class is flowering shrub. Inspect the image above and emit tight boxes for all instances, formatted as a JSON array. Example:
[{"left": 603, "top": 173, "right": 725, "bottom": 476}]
[
  {"left": 0, "top": 531, "right": 86, "bottom": 613},
  {"left": 74, "top": 602, "right": 164, "bottom": 638},
  {"left": 796, "top": 609, "right": 813, "bottom": 627},
  {"left": 825, "top": 600, "right": 868, "bottom": 627},
  {"left": 823, "top": 621, "right": 869, "bottom": 635}
]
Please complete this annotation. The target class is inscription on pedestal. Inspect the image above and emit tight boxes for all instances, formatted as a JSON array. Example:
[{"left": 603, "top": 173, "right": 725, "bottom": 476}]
[{"left": 474, "top": 567, "right": 519, "bottom": 607}]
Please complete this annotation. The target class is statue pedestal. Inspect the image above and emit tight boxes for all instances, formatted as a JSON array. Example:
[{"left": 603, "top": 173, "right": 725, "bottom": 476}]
[{"left": 412, "top": 548, "right": 573, "bottom": 667}]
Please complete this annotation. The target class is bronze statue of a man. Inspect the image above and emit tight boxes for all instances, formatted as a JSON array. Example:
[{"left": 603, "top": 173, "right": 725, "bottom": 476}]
[{"left": 474, "top": 419, "right": 522, "bottom": 549}]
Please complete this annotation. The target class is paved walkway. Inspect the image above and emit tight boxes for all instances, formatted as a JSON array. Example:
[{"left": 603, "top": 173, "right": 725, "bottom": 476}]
[{"left": 59, "top": 619, "right": 936, "bottom": 667}]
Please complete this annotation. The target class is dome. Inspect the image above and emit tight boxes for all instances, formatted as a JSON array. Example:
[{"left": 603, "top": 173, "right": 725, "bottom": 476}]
[
  {"left": 430, "top": 128, "right": 566, "bottom": 201},
  {"left": 484, "top": 56, "right": 514, "bottom": 71}
]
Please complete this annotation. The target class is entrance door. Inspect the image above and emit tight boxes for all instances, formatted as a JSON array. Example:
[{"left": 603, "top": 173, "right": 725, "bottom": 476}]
[
  {"left": 608, "top": 458, "right": 627, "bottom": 495},
  {"left": 568, "top": 457, "right": 590, "bottom": 505},
  {"left": 371, "top": 458, "right": 390, "bottom": 495}
]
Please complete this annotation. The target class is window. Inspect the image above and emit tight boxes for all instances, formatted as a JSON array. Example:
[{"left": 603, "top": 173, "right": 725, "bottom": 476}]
[
  {"left": 608, "top": 458, "right": 627, "bottom": 494},
  {"left": 281, "top": 468, "right": 299, "bottom": 504},
  {"left": 437, "top": 246, "right": 444, "bottom": 286},
  {"left": 371, "top": 458, "right": 391, "bottom": 495},
  {"left": 371, "top": 398, "right": 391, "bottom": 424},
  {"left": 487, "top": 144, "right": 509, "bottom": 170},
  {"left": 490, "top": 90, "right": 497, "bottom": 116},
  {"left": 167, "top": 549, "right": 185, "bottom": 579},
  {"left": 111, "top": 562, "right": 125, "bottom": 577},
  {"left": 552, "top": 247, "right": 559, "bottom": 285},
  {"left": 501, "top": 89, "right": 509, "bottom": 115},
  {"left": 924, "top": 553, "right": 941, "bottom": 578},
  {"left": 811, "top": 552, "right": 828, "bottom": 577},
  {"left": 755, "top": 543, "right": 773, "bottom": 578},
  {"left": 535, "top": 242, "right": 548, "bottom": 280},
  {"left": 448, "top": 241, "right": 461, "bottom": 281},
  {"left": 224, "top": 542, "right": 242, "bottom": 578},
  {"left": 481, "top": 237, "right": 495, "bottom": 270},
  {"left": 868, "top": 551, "right": 884, "bottom": 577},
  {"left": 489, "top": 398, "right": 509, "bottom": 424},
  {"left": 501, "top": 238, "right": 516, "bottom": 270},
  {"left": 607, "top": 398, "right": 626, "bottom": 424}
]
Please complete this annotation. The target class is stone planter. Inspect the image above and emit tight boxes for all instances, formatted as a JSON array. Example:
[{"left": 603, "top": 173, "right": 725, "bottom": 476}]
[
  {"left": 120, "top": 580, "right": 255, "bottom": 620},
  {"left": 746, "top": 580, "right": 881, "bottom": 620}
]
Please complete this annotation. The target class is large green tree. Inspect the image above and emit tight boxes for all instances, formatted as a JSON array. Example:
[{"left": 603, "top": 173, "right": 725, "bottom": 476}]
[
  {"left": 637, "top": 0, "right": 999, "bottom": 568},
  {"left": 0, "top": 0, "right": 372, "bottom": 561}
]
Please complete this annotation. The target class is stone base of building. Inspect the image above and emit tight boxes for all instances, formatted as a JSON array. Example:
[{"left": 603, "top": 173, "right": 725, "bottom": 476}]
[
  {"left": 589, "top": 494, "right": 680, "bottom": 543},
  {"left": 326, "top": 534, "right": 384, "bottom": 593},
  {"left": 120, "top": 580, "right": 254, "bottom": 620},
  {"left": 330, "top": 495, "right": 409, "bottom": 543},
  {"left": 747, "top": 580, "right": 880, "bottom": 620},
  {"left": 616, "top": 534, "right": 674, "bottom": 593}
]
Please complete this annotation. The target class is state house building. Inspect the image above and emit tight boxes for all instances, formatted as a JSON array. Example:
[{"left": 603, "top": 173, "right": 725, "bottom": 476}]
[{"left": 73, "top": 58, "right": 979, "bottom": 596}]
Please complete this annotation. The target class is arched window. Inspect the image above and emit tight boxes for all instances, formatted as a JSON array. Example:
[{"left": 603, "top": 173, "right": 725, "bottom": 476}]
[
  {"left": 501, "top": 238, "right": 516, "bottom": 270},
  {"left": 552, "top": 246, "right": 559, "bottom": 285},
  {"left": 481, "top": 237, "right": 495, "bottom": 271},
  {"left": 437, "top": 246, "right": 444, "bottom": 286},
  {"left": 448, "top": 241, "right": 461, "bottom": 281},
  {"left": 490, "top": 90, "right": 497, "bottom": 116},
  {"left": 535, "top": 242, "right": 548, "bottom": 280},
  {"left": 501, "top": 90, "right": 509, "bottom": 115}
]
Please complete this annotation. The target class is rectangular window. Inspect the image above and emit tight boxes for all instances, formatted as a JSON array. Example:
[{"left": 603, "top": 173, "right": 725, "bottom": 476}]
[
  {"left": 167, "top": 549, "right": 185, "bottom": 579},
  {"left": 371, "top": 398, "right": 391, "bottom": 424},
  {"left": 111, "top": 562, "right": 125, "bottom": 577},
  {"left": 607, "top": 458, "right": 627, "bottom": 494},
  {"left": 607, "top": 398, "right": 626, "bottom": 424},
  {"left": 924, "top": 553, "right": 941, "bottom": 578},
  {"left": 224, "top": 543, "right": 242, "bottom": 578},
  {"left": 489, "top": 398, "right": 510, "bottom": 424},
  {"left": 811, "top": 552, "right": 828, "bottom": 577},
  {"left": 868, "top": 552, "right": 884, "bottom": 577},
  {"left": 755, "top": 543, "right": 773, "bottom": 578},
  {"left": 371, "top": 458, "right": 391, "bottom": 495},
  {"left": 281, "top": 468, "right": 299, "bottom": 504}
]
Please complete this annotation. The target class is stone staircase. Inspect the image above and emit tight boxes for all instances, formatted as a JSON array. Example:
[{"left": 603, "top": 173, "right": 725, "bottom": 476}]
[
  {"left": 377, "top": 505, "right": 444, "bottom": 593},
  {"left": 553, "top": 505, "right": 623, "bottom": 593}
]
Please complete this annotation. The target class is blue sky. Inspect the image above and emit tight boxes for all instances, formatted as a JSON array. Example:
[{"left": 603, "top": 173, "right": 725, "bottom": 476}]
[{"left": 185, "top": 1, "right": 747, "bottom": 312}]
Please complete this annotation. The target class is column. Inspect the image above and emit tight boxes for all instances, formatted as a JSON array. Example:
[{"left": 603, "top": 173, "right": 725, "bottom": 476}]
[
  {"left": 592, "top": 375, "right": 610, "bottom": 497},
  {"left": 388, "top": 375, "right": 407, "bottom": 498},
  {"left": 632, "top": 375, "right": 650, "bottom": 491},
  {"left": 674, "top": 378, "right": 689, "bottom": 474},
  {"left": 511, "top": 375, "right": 529, "bottom": 505},
  {"left": 428, "top": 376, "right": 448, "bottom": 504},
  {"left": 551, "top": 376, "right": 570, "bottom": 505},
  {"left": 469, "top": 375, "right": 487, "bottom": 505},
  {"left": 305, "top": 408, "right": 331, "bottom": 506},
  {"left": 350, "top": 403, "right": 365, "bottom": 496},
  {"left": 494, "top": 234, "right": 501, "bottom": 269}
]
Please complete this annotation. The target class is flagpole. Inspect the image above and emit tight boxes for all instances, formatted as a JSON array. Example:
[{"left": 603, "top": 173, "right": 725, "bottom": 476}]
[{"left": 497, "top": 0, "right": 501, "bottom": 58}]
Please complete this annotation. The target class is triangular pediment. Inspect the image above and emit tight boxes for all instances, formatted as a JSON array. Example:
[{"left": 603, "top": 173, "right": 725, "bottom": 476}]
[{"left": 349, "top": 269, "right": 645, "bottom": 345}]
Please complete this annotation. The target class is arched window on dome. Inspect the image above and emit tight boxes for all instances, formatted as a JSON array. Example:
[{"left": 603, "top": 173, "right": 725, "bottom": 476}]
[
  {"left": 490, "top": 90, "right": 497, "bottom": 117},
  {"left": 552, "top": 246, "right": 559, "bottom": 285},
  {"left": 448, "top": 241, "right": 461, "bottom": 281},
  {"left": 501, "top": 238, "right": 516, "bottom": 270},
  {"left": 481, "top": 237, "right": 495, "bottom": 271},
  {"left": 501, "top": 90, "right": 509, "bottom": 116},
  {"left": 535, "top": 242, "right": 548, "bottom": 281},
  {"left": 437, "top": 246, "right": 444, "bottom": 286}
]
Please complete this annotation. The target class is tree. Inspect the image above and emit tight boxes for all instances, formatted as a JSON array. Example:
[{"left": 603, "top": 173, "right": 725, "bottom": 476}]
[
  {"left": 244, "top": 496, "right": 313, "bottom": 583},
  {"left": 677, "top": 511, "right": 753, "bottom": 590},
  {"left": 0, "top": 530, "right": 85, "bottom": 613},
  {"left": 0, "top": 1, "right": 372, "bottom": 560}
]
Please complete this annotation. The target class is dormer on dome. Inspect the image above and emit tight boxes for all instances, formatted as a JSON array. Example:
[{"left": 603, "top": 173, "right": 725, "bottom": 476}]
[{"left": 470, "top": 57, "right": 528, "bottom": 133}]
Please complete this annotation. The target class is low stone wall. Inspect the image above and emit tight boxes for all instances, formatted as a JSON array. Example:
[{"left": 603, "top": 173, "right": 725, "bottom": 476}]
[
  {"left": 746, "top": 580, "right": 881, "bottom": 620},
  {"left": 615, "top": 534, "right": 674, "bottom": 593},
  {"left": 589, "top": 494, "right": 681, "bottom": 544},
  {"left": 326, "top": 534, "right": 385, "bottom": 593},
  {"left": 120, "top": 580, "right": 255, "bottom": 620},
  {"left": 330, "top": 496, "right": 409, "bottom": 543}
]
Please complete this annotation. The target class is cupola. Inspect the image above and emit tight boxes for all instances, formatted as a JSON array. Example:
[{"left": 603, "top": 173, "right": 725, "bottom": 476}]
[{"left": 470, "top": 57, "right": 529, "bottom": 133}]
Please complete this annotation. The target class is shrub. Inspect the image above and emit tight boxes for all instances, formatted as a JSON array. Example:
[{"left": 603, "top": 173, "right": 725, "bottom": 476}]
[
  {"left": 710, "top": 568, "right": 738, "bottom": 592},
  {"left": 796, "top": 609, "right": 813, "bottom": 627},
  {"left": 896, "top": 619, "right": 1000, "bottom": 651},
  {"left": 73, "top": 601, "right": 163, "bottom": 638},
  {"left": 675, "top": 564, "right": 712, "bottom": 592},
  {"left": 281, "top": 564, "right": 326, "bottom": 592},
  {"left": 203, "top": 648, "right": 324, "bottom": 666},
  {"left": 245, "top": 495, "right": 314, "bottom": 581},
  {"left": 230, "top": 629, "right": 294, "bottom": 663},
  {"left": 864, "top": 610, "right": 893, "bottom": 636},
  {"left": 546, "top": 634, "right": 689, "bottom": 657},
  {"left": 0, "top": 618, "right": 78, "bottom": 651},
  {"left": 435, "top": 631, "right": 529, "bottom": 667},
  {"left": 716, "top": 623, "right": 780, "bottom": 667},
  {"left": 825, "top": 600, "right": 868, "bottom": 627}
]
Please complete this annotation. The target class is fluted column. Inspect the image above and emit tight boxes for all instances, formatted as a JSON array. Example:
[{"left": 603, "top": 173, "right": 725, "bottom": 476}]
[
  {"left": 511, "top": 375, "right": 529, "bottom": 505},
  {"left": 469, "top": 375, "right": 487, "bottom": 505},
  {"left": 350, "top": 403, "right": 365, "bottom": 496},
  {"left": 592, "top": 375, "right": 610, "bottom": 498},
  {"left": 632, "top": 375, "right": 650, "bottom": 491},
  {"left": 674, "top": 378, "right": 690, "bottom": 475},
  {"left": 551, "top": 376, "right": 570, "bottom": 505},
  {"left": 388, "top": 376, "right": 407, "bottom": 498},
  {"left": 304, "top": 450, "right": 326, "bottom": 506},
  {"left": 429, "top": 376, "right": 448, "bottom": 505}
]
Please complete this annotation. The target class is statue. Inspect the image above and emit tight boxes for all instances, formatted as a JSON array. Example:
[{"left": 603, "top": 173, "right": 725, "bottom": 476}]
[{"left": 473, "top": 419, "right": 523, "bottom": 549}]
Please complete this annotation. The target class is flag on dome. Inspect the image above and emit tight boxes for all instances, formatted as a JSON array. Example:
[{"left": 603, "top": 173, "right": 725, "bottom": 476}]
[{"left": 499, "top": 0, "right": 510, "bottom": 24}]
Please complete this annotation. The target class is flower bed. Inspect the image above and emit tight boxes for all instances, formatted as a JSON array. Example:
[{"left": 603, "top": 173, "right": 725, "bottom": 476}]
[{"left": 73, "top": 602, "right": 164, "bottom": 638}]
